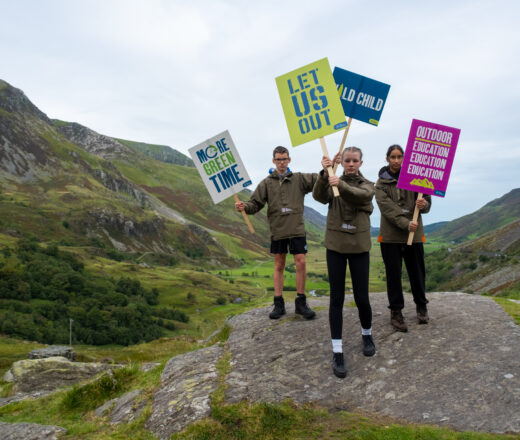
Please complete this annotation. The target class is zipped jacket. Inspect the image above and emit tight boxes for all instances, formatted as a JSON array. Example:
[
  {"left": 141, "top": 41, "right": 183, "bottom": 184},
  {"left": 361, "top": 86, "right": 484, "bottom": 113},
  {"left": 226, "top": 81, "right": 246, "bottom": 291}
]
[
  {"left": 375, "top": 166, "right": 431, "bottom": 243},
  {"left": 244, "top": 170, "right": 317, "bottom": 240},
  {"left": 312, "top": 170, "right": 374, "bottom": 254}
]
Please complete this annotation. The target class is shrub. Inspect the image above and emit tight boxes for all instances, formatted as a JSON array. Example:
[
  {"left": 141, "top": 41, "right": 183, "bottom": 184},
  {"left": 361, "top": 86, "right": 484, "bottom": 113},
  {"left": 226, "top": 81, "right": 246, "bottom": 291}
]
[{"left": 60, "top": 365, "right": 137, "bottom": 411}]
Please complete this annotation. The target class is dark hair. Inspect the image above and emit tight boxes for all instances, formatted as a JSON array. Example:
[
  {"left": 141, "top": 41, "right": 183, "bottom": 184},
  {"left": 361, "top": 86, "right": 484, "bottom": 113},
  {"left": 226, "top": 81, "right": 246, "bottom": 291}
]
[
  {"left": 342, "top": 146, "right": 363, "bottom": 160},
  {"left": 386, "top": 144, "right": 404, "bottom": 157},
  {"left": 273, "top": 146, "right": 289, "bottom": 157}
]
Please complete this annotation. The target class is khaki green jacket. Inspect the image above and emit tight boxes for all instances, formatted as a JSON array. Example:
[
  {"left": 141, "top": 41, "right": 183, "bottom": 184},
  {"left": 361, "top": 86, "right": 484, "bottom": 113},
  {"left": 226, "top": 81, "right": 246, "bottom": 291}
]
[
  {"left": 244, "top": 170, "right": 317, "bottom": 241},
  {"left": 375, "top": 166, "right": 431, "bottom": 243},
  {"left": 312, "top": 171, "right": 374, "bottom": 254}
]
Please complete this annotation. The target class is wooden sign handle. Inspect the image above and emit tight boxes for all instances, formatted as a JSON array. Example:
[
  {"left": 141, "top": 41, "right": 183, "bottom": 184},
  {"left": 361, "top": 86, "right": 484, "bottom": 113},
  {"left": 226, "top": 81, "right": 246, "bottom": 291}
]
[
  {"left": 407, "top": 192, "right": 423, "bottom": 246},
  {"left": 333, "top": 117, "right": 352, "bottom": 174},
  {"left": 234, "top": 194, "right": 255, "bottom": 234},
  {"left": 320, "top": 137, "right": 340, "bottom": 197}
]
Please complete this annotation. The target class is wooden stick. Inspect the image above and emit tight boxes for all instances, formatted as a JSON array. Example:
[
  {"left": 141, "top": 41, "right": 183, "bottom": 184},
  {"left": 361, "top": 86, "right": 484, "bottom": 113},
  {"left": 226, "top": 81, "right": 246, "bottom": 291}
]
[
  {"left": 320, "top": 137, "right": 340, "bottom": 197},
  {"left": 234, "top": 194, "right": 255, "bottom": 234},
  {"left": 407, "top": 192, "right": 423, "bottom": 245},
  {"left": 333, "top": 117, "right": 353, "bottom": 174}
]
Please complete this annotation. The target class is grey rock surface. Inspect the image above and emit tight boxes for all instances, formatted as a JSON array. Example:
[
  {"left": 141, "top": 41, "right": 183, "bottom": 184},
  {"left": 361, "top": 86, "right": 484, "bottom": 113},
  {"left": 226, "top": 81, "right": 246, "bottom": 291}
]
[
  {"left": 225, "top": 292, "right": 520, "bottom": 434},
  {"left": 146, "top": 345, "right": 223, "bottom": 439},
  {"left": 27, "top": 345, "right": 76, "bottom": 361},
  {"left": 0, "top": 421, "right": 66, "bottom": 439},
  {"left": 3, "top": 356, "right": 118, "bottom": 393},
  {"left": 0, "top": 390, "right": 56, "bottom": 408},
  {"left": 140, "top": 362, "right": 161, "bottom": 372},
  {"left": 95, "top": 389, "right": 146, "bottom": 424}
]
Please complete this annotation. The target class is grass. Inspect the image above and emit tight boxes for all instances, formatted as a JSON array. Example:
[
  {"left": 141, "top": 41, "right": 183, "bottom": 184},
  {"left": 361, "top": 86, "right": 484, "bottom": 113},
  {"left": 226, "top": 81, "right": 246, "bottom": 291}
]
[
  {"left": 0, "top": 335, "right": 44, "bottom": 378},
  {"left": 60, "top": 364, "right": 138, "bottom": 412},
  {"left": 171, "top": 400, "right": 518, "bottom": 440},
  {"left": 492, "top": 297, "right": 520, "bottom": 325}
]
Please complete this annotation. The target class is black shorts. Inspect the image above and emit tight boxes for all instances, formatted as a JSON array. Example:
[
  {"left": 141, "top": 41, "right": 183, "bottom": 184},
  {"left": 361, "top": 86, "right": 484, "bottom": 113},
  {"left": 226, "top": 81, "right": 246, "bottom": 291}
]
[{"left": 270, "top": 236, "right": 308, "bottom": 255}]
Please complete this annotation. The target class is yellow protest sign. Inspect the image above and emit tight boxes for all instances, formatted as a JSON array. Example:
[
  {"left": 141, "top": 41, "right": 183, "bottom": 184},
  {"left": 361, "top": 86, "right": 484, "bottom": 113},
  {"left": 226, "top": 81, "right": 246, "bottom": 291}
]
[{"left": 276, "top": 58, "right": 347, "bottom": 146}]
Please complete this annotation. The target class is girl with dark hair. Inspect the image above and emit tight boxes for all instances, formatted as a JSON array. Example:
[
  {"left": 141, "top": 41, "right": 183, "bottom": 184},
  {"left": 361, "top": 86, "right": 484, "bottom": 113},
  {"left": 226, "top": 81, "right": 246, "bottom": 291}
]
[
  {"left": 313, "top": 147, "right": 375, "bottom": 379},
  {"left": 375, "top": 144, "right": 431, "bottom": 332}
]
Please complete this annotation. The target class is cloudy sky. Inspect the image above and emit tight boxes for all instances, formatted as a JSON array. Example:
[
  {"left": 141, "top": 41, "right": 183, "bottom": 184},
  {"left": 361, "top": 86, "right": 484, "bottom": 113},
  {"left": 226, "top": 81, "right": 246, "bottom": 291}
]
[{"left": 2, "top": 0, "right": 519, "bottom": 225}]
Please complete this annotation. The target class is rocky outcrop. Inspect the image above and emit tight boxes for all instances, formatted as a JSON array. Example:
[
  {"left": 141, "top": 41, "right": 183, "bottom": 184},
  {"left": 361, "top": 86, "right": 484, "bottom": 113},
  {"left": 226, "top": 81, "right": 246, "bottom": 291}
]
[
  {"left": 27, "top": 345, "right": 76, "bottom": 361},
  {"left": 95, "top": 389, "right": 146, "bottom": 424},
  {"left": 0, "top": 80, "right": 50, "bottom": 122},
  {"left": 53, "top": 121, "right": 133, "bottom": 159},
  {"left": 0, "top": 80, "right": 56, "bottom": 180},
  {"left": 136, "top": 292, "right": 519, "bottom": 435},
  {"left": 1, "top": 292, "right": 519, "bottom": 436},
  {"left": 145, "top": 345, "right": 223, "bottom": 439},
  {"left": 225, "top": 292, "right": 520, "bottom": 434},
  {"left": 90, "top": 167, "right": 151, "bottom": 208},
  {"left": 0, "top": 421, "right": 66, "bottom": 440},
  {"left": 3, "top": 356, "right": 118, "bottom": 394}
]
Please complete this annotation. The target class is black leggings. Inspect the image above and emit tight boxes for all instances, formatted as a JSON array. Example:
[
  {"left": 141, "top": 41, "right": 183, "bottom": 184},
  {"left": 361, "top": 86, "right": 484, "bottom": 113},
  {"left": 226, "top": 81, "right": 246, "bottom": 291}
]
[
  {"left": 327, "top": 249, "right": 372, "bottom": 339},
  {"left": 380, "top": 242, "right": 428, "bottom": 310}
]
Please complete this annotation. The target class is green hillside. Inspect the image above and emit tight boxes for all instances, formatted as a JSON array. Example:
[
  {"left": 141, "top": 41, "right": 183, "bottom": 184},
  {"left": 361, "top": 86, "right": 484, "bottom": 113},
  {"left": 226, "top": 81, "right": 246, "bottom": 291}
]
[
  {"left": 430, "top": 188, "right": 520, "bottom": 243},
  {"left": 0, "top": 79, "right": 328, "bottom": 348},
  {"left": 0, "top": 79, "right": 276, "bottom": 345},
  {"left": 425, "top": 219, "right": 520, "bottom": 296},
  {"left": 115, "top": 137, "right": 195, "bottom": 168}
]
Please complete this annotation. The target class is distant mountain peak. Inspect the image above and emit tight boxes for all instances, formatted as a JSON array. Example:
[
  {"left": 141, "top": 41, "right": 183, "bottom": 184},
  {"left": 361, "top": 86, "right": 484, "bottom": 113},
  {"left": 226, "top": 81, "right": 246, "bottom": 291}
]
[{"left": 0, "top": 79, "right": 50, "bottom": 122}]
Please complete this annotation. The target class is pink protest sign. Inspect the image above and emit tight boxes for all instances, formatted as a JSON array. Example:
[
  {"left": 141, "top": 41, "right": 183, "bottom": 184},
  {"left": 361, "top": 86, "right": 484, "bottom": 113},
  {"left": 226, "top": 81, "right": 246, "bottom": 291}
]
[{"left": 398, "top": 119, "right": 461, "bottom": 197}]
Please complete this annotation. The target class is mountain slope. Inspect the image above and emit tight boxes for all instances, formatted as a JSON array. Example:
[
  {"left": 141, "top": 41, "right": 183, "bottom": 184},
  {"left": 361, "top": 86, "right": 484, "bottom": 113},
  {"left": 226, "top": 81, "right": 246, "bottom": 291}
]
[
  {"left": 430, "top": 188, "right": 520, "bottom": 243},
  {"left": 115, "top": 138, "right": 195, "bottom": 167},
  {"left": 0, "top": 79, "right": 278, "bottom": 264},
  {"left": 425, "top": 217, "right": 520, "bottom": 295}
]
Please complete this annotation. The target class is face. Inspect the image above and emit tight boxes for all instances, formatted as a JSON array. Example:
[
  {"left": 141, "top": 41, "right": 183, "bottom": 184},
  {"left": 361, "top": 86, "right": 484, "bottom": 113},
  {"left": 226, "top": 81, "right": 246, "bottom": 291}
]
[
  {"left": 272, "top": 153, "right": 291, "bottom": 174},
  {"left": 342, "top": 151, "right": 362, "bottom": 175},
  {"left": 386, "top": 148, "right": 404, "bottom": 173}
]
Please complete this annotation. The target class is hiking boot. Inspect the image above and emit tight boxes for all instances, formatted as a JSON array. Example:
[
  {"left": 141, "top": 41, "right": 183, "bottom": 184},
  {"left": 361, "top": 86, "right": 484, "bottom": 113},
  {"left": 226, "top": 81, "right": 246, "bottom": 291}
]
[
  {"left": 390, "top": 309, "right": 408, "bottom": 332},
  {"left": 332, "top": 352, "right": 347, "bottom": 378},
  {"left": 269, "top": 296, "right": 286, "bottom": 319},
  {"left": 295, "top": 294, "right": 316, "bottom": 319},
  {"left": 362, "top": 335, "right": 376, "bottom": 357},
  {"left": 416, "top": 304, "right": 429, "bottom": 324}
]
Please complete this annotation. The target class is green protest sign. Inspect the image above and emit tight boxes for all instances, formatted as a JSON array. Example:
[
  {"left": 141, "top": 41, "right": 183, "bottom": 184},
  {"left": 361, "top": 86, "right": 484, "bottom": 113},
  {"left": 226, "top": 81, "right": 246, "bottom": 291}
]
[{"left": 276, "top": 58, "right": 347, "bottom": 147}]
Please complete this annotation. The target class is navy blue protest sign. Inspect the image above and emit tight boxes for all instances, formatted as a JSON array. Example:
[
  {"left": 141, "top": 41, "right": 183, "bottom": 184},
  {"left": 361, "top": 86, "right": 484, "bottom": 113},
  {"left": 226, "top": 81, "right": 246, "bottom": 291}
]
[
  {"left": 333, "top": 67, "right": 390, "bottom": 126},
  {"left": 189, "top": 130, "right": 252, "bottom": 204}
]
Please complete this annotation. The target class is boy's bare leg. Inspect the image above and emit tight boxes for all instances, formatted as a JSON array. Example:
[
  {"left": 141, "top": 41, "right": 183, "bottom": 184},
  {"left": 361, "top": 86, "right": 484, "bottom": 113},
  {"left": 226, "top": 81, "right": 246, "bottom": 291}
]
[
  {"left": 294, "top": 253, "right": 306, "bottom": 294},
  {"left": 273, "top": 253, "right": 286, "bottom": 296}
]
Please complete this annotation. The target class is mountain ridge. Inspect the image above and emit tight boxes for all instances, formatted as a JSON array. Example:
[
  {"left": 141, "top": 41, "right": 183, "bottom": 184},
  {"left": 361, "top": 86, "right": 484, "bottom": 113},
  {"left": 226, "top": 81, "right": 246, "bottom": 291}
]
[{"left": 430, "top": 188, "right": 520, "bottom": 243}]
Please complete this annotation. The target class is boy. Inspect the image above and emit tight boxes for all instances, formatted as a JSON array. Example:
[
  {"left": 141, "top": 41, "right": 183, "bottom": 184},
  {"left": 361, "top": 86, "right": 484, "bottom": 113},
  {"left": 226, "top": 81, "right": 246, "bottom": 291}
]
[{"left": 235, "top": 146, "right": 317, "bottom": 319}]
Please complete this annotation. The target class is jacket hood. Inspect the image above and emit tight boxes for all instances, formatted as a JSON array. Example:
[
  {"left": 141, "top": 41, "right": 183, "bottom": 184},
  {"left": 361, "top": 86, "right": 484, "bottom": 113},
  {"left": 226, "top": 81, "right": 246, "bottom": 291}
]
[
  {"left": 378, "top": 166, "right": 399, "bottom": 182},
  {"left": 269, "top": 167, "right": 292, "bottom": 178}
]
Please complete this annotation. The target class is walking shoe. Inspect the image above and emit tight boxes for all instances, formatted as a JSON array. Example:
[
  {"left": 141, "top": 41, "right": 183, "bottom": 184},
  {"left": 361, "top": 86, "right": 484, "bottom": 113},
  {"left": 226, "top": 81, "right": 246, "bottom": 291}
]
[
  {"left": 295, "top": 294, "right": 316, "bottom": 319},
  {"left": 269, "top": 296, "right": 286, "bottom": 319},
  {"left": 362, "top": 335, "right": 376, "bottom": 357},
  {"left": 416, "top": 304, "right": 429, "bottom": 324},
  {"left": 390, "top": 309, "right": 408, "bottom": 332},
  {"left": 332, "top": 352, "right": 347, "bottom": 378}
]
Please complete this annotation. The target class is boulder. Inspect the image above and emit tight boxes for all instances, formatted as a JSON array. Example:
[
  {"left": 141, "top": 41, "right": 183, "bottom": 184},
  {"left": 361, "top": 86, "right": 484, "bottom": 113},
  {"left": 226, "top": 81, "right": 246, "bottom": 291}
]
[
  {"left": 225, "top": 292, "right": 520, "bottom": 434},
  {"left": 27, "top": 345, "right": 76, "bottom": 361},
  {"left": 145, "top": 344, "right": 223, "bottom": 439},
  {"left": 0, "top": 421, "right": 66, "bottom": 439},
  {"left": 3, "top": 356, "right": 118, "bottom": 393}
]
